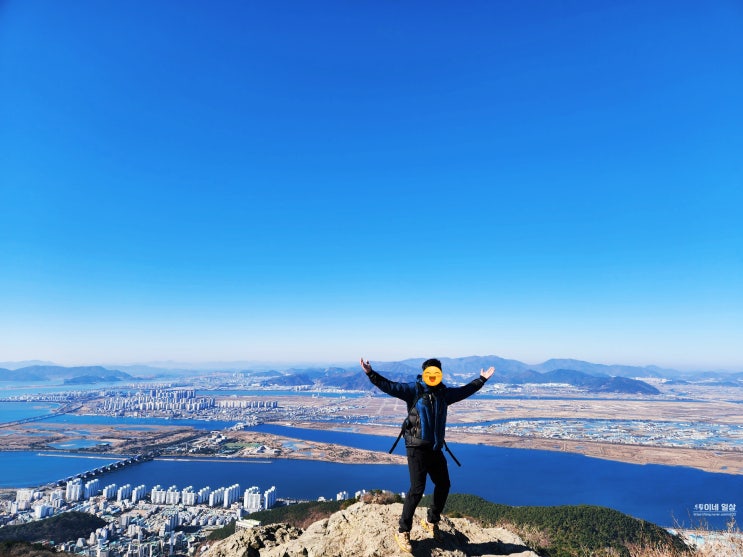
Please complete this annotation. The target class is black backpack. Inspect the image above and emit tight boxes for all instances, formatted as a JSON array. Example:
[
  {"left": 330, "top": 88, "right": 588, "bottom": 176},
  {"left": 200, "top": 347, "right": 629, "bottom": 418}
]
[{"left": 388, "top": 383, "right": 461, "bottom": 466}]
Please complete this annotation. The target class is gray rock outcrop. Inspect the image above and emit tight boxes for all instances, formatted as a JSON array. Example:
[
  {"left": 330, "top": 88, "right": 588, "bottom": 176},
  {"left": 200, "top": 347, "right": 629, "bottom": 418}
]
[{"left": 203, "top": 502, "right": 539, "bottom": 557}]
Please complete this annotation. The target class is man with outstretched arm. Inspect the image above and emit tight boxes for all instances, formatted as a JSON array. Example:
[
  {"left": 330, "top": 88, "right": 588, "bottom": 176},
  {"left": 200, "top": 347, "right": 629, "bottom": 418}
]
[{"left": 360, "top": 357, "right": 495, "bottom": 553}]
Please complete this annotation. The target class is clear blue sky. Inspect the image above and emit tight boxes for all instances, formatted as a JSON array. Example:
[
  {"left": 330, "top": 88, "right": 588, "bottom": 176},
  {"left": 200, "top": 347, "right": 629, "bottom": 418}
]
[{"left": 1, "top": 1, "right": 741, "bottom": 370}]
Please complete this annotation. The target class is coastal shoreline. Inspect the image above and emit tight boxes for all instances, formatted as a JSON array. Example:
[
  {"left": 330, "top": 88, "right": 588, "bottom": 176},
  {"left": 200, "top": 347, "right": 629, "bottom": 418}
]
[{"left": 287, "top": 421, "right": 743, "bottom": 476}]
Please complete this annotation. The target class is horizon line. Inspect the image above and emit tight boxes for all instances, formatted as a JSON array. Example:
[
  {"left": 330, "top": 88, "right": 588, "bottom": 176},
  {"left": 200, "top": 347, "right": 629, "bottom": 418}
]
[{"left": 1, "top": 355, "right": 741, "bottom": 374}]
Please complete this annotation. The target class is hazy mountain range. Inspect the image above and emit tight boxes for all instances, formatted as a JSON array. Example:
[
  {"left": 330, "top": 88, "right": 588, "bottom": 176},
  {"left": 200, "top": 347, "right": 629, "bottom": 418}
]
[
  {"left": 3, "top": 355, "right": 740, "bottom": 394},
  {"left": 246, "top": 359, "right": 665, "bottom": 395},
  {"left": 0, "top": 365, "right": 133, "bottom": 384}
]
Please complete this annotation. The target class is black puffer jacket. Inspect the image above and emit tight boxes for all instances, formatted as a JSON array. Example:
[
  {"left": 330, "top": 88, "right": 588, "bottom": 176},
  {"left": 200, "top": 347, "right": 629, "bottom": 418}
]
[{"left": 366, "top": 370, "right": 487, "bottom": 450}]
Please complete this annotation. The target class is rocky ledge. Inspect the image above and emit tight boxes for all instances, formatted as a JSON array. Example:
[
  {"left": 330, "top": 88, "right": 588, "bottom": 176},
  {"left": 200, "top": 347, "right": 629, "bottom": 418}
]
[{"left": 203, "top": 501, "right": 539, "bottom": 557}]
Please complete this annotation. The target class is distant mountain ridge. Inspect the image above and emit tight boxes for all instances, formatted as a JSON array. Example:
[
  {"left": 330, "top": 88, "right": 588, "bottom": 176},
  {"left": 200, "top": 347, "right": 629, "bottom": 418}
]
[
  {"left": 2, "top": 356, "right": 740, "bottom": 392},
  {"left": 397, "top": 355, "right": 743, "bottom": 382},
  {"left": 0, "top": 359, "right": 56, "bottom": 370},
  {"left": 0, "top": 365, "right": 133, "bottom": 384},
  {"left": 246, "top": 357, "right": 663, "bottom": 395}
]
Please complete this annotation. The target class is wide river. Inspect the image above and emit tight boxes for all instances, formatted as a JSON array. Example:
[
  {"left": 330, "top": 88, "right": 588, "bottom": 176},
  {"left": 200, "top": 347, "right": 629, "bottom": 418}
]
[{"left": 2, "top": 416, "right": 740, "bottom": 529}]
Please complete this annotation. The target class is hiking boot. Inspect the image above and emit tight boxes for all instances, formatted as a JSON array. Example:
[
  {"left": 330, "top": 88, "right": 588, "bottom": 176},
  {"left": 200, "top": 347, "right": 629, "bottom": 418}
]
[
  {"left": 420, "top": 518, "right": 443, "bottom": 541},
  {"left": 394, "top": 531, "right": 412, "bottom": 553}
]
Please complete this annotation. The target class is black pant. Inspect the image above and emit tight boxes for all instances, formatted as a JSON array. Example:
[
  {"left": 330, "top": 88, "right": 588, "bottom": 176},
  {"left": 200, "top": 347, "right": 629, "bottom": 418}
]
[{"left": 399, "top": 446, "right": 450, "bottom": 533}]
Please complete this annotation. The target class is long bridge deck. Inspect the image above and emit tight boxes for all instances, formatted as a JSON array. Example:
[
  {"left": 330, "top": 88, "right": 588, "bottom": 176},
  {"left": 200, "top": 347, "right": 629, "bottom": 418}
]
[{"left": 48, "top": 452, "right": 157, "bottom": 488}]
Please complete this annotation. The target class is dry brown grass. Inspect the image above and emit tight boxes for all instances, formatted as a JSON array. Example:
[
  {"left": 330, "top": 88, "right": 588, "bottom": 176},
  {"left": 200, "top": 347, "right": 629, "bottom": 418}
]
[
  {"left": 627, "top": 520, "right": 743, "bottom": 557},
  {"left": 0, "top": 541, "right": 77, "bottom": 557},
  {"left": 496, "top": 519, "right": 552, "bottom": 550},
  {"left": 359, "top": 489, "right": 400, "bottom": 505},
  {"left": 627, "top": 541, "right": 689, "bottom": 557}
]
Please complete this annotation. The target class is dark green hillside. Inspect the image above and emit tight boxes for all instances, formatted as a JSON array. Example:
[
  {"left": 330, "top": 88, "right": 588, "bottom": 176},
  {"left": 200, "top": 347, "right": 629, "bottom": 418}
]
[
  {"left": 428, "top": 493, "right": 689, "bottom": 557},
  {"left": 230, "top": 494, "right": 689, "bottom": 557},
  {"left": 0, "top": 512, "right": 106, "bottom": 544},
  {"left": 239, "top": 490, "right": 401, "bottom": 534},
  {"left": 247, "top": 500, "right": 347, "bottom": 531},
  {"left": 206, "top": 521, "right": 236, "bottom": 541},
  {"left": 0, "top": 540, "right": 77, "bottom": 557},
  {"left": 207, "top": 499, "right": 348, "bottom": 541}
]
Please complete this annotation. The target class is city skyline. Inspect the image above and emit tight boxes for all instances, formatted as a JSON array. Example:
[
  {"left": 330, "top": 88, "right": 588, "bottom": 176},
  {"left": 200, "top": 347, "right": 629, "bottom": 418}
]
[{"left": 2, "top": 2, "right": 742, "bottom": 371}]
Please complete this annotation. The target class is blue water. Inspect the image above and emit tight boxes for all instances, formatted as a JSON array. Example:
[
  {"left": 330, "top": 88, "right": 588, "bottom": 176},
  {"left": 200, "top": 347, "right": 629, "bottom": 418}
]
[
  {"left": 0, "top": 402, "right": 60, "bottom": 423},
  {"left": 0, "top": 381, "right": 125, "bottom": 398},
  {"left": 253, "top": 424, "right": 392, "bottom": 449},
  {"left": 197, "top": 389, "right": 366, "bottom": 399},
  {"left": 2, "top": 423, "right": 740, "bottom": 528},
  {"left": 1, "top": 452, "right": 125, "bottom": 487},
  {"left": 27, "top": 414, "right": 238, "bottom": 431},
  {"left": 48, "top": 439, "right": 108, "bottom": 450},
  {"left": 247, "top": 425, "right": 742, "bottom": 527},
  {"left": 84, "top": 448, "right": 743, "bottom": 528},
  {"left": 104, "top": 457, "right": 409, "bottom": 501}
]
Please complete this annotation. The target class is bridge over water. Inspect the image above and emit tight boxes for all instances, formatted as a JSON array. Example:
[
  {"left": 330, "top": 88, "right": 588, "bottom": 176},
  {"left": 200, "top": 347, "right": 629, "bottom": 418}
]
[
  {"left": 0, "top": 403, "right": 83, "bottom": 428},
  {"left": 46, "top": 452, "right": 157, "bottom": 488}
]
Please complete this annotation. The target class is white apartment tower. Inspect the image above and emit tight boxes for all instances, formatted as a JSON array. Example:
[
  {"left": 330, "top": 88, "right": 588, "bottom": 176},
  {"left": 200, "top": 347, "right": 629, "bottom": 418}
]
[
  {"left": 243, "top": 487, "right": 262, "bottom": 512},
  {"left": 84, "top": 478, "right": 100, "bottom": 499},
  {"left": 66, "top": 479, "right": 83, "bottom": 502},
  {"left": 264, "top": 486, "right": 276, "bottom": 510},
  {"left": 117, "top": 484, "right": 132, "bottom": 502},
  {"left": 223, "top": 484, "right": 241, "bottom": 508},
  {"left": 131, "top": 484, "right": 147, "bottom": 503}
]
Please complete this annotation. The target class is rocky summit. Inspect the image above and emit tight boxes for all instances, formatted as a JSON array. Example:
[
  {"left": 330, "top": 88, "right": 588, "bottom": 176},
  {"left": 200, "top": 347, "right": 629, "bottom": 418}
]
[{"left": 203, "top": 501, "right": 539, "bottom": 557}]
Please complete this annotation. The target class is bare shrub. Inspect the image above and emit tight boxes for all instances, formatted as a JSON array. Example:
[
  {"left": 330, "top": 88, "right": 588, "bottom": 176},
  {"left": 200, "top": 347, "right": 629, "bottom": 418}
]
[
  {"left": 359, "top": 489, "right": 400, "bottom": 505},
  {"left": 685, "top": 519, "right": 743, "bottom": 557},
  {"left": 629, "top": 519, "right": 743, "bottom": 557},
  {"left": 496, "top": 519, "right": 551, "bottom": 553},
  {"left": 627, "top": 541, "right": 688, "bottom": 557}
]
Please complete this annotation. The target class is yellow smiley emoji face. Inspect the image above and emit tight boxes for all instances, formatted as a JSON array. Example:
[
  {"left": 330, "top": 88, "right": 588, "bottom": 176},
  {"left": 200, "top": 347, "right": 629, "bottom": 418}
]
[{"left": 422, "top": 366, "right": 442, "bottom": 387}]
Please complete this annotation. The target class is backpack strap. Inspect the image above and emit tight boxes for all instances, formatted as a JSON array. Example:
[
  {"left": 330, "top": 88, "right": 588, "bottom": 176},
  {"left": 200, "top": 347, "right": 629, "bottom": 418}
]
[
  {"left": 389, "top": 383, "right": 424, "bottom": 454},
  {"left": 388, "top": 424, "right": 405, "bottom": 454},
  {"left": 443, "top": 440, "right": 461, "bottom": 467}
]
